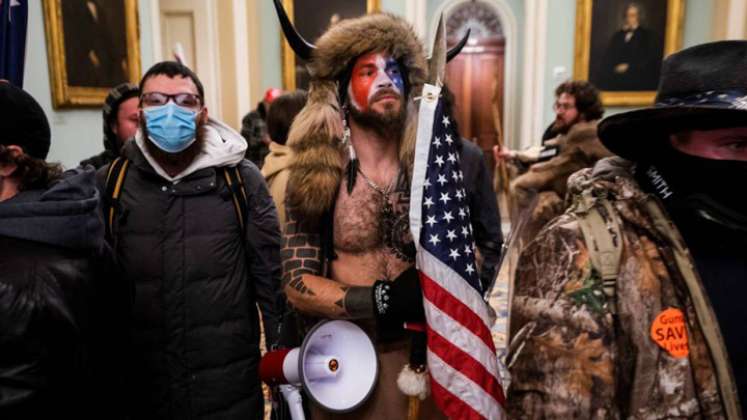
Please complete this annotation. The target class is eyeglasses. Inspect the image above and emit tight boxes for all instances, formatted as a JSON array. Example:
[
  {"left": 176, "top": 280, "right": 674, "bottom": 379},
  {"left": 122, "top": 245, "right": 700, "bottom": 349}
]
[
  {"left": 553, "top": 101, "right": 575, "bottom": 111},
  {"left": 141, "top": 92, "right": 202, "bottom": 109}
]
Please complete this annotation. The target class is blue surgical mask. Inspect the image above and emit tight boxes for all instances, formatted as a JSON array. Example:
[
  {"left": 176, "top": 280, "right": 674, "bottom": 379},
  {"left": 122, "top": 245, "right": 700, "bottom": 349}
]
[{"left": 143, "top": 102, "right": 199, "bottom": 153}]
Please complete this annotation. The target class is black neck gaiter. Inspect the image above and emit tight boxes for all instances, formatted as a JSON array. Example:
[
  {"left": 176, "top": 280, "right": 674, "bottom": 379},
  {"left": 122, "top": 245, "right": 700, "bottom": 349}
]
[{"left": 635, "top": 151, "right": 747, "bottom": 235}]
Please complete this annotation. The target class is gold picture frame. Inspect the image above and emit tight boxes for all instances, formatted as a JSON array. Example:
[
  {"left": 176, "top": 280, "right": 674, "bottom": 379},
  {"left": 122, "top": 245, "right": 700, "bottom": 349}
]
[
  {"left": 573, "top": 0, "right": 685, "bottom": 106},
  {"left": 43, "top": 0, "right": 141, "bottom": 108},
  {"left": 281, "top": 0, "right": 380, "bottom": 90}
]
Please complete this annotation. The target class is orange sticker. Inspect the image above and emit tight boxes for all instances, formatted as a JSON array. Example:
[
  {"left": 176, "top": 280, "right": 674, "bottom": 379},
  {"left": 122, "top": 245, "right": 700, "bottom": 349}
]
[{"left": 650, "top": 308, "right": 689, "bottom": 358}]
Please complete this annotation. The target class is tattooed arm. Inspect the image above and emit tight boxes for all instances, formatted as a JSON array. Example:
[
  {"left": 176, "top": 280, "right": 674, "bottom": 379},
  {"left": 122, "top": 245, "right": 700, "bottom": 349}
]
[{"left": 281, "top": 212, "right": 373, "bottom": 319}]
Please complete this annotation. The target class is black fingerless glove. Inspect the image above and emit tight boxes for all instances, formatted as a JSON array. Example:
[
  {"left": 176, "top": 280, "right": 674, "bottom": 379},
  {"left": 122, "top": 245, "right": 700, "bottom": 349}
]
[{"left": 372, "top": 267, "right": 425, "bottom": 338}]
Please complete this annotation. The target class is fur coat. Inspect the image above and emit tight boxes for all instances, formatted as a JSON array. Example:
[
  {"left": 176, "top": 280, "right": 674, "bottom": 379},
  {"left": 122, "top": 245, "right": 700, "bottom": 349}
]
[{"left": 284, "top": 13, "right": 427, "bottom": 224}]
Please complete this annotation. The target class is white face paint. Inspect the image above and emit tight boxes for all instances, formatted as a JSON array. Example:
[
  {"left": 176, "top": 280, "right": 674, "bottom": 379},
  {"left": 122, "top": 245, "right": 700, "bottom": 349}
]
[{"left": 347, "top": 52, "right": 404, "bottom": 112}]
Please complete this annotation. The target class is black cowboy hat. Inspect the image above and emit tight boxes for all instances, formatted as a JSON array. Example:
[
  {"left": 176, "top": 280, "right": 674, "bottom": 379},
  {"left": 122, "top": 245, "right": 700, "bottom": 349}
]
[{"left": 598, "top": 40, "right": 747, "bottom": 162}]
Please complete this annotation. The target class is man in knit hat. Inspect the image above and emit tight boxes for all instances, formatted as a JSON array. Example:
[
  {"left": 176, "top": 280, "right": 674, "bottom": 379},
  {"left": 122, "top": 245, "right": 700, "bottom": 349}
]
[
  {"left": 507, "top": 40, "right": 747, "bottom": 418},
  {"left": 80, "top": 82, "right": 139, "bottom": 169},
  {"left": 0, "top": 82, "right": 126, "bottom": 418}
]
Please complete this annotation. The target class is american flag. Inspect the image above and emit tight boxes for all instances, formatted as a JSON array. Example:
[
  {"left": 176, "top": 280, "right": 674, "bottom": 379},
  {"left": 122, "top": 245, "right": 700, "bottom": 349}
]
[{"left": 409, "top": 84, "right": 506, "bottom": 419}]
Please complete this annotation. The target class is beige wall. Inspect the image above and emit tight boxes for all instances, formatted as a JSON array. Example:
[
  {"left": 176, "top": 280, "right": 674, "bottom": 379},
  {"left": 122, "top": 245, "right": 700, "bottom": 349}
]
[{"left": 712, "top": 0, "right": 747, "bottom": 40}]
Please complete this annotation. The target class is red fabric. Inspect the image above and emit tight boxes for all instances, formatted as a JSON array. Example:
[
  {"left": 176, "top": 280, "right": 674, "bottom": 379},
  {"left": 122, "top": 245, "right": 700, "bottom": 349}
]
[{"left": 259, "top": 348, "right": 292, "bottom": 385}]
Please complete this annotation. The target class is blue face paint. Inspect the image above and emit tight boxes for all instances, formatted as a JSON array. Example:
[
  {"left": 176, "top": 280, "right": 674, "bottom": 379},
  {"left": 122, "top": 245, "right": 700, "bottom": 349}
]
[{"left": 385, "top": 58, "right": 405, "bottom": 93}]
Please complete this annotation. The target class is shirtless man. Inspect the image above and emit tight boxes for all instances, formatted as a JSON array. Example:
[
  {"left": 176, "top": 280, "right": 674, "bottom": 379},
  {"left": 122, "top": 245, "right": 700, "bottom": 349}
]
[{"left": 275, "top": 7, "right": 443, "bottom": 419}]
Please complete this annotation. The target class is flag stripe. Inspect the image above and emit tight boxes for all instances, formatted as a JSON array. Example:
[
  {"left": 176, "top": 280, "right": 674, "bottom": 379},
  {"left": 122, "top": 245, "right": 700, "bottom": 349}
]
[
  {"left": 421, "top": 271, "right": 495, "bottom": 351},
  {"left": 429, "top": 350, "right": 504, "bottom": 419},
  {"left": 427, "top": 326, "right": 505, "bottom": 404},
  {"left": 417, "top": 250, "right": 492, "bottom": 326},
  {"left": 430, "top": 376, "right": 487, "bottom": 420},
  {"left": 423, "top": 296, "right": 500, "bottom": 383}
]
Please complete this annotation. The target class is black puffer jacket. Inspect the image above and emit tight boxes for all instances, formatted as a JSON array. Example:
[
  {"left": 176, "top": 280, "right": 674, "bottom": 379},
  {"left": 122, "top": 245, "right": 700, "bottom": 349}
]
[
  {"left": 0, "top": 168, "right": 127, "bottom": 419},
  {"left": 100, "top": 133, "right": 282, "bottom": 419}
]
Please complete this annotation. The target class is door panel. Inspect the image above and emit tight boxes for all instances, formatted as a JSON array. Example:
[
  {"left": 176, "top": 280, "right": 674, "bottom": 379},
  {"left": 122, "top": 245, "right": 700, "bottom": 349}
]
[
  {"left": 159, "top": 0, "right": 220, "bottom": 116},
  {"left": 446, "top": 38, "right": 505, "bottom": 180}
]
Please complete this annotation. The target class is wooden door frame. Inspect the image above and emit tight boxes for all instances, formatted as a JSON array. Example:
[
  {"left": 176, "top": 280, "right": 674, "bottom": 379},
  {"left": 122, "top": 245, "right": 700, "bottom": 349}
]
[{"left": 430, "top": 0, "right": 519, "bottom": 149}]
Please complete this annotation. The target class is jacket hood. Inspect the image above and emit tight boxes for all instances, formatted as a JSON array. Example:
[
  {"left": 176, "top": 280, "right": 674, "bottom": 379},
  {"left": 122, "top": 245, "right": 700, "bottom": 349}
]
[
  {"left": 261, "top": 141, "right": 293, "bottom": 179},
  {"left": 285, "top": 13, "right": 426, "bottom": 223},
  {"left": 0, "top": 167, "right": 104, "bottom": 250},
  {"left": 135, "top": 117, "right": 248, "bottom": 183}
]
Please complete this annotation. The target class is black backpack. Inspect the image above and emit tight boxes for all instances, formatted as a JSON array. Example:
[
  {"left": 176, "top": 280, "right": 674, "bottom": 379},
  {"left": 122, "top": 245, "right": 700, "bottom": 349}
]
[{"left": 103, "top": 157, "right": 249, "bottom": 240}]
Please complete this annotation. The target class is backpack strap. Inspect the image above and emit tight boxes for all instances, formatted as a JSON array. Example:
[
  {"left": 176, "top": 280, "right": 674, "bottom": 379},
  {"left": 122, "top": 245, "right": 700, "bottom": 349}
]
[
  {"left": 222, "top": 166, "right": 249, "bottom": 233},
  {"left": 574, "top": 191, "right": 623, "bottom": 310},
  {"left": 104, "top": 157, "right": 130, "bottom": 241}
]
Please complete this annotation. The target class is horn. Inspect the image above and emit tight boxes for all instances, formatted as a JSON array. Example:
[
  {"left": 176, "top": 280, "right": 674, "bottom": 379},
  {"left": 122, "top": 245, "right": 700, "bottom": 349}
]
[
  {"left": 273, "top": 0, "right": 315, "bottom": 60},
  {"left": 446, "top": 29, "right": 471, "bottom": 62}
]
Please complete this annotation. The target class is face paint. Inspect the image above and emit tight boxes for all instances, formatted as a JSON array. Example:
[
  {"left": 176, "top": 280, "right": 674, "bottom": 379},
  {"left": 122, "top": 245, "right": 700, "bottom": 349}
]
[{"left": 348, "top": 52, "right": 405, "bottom": 112}]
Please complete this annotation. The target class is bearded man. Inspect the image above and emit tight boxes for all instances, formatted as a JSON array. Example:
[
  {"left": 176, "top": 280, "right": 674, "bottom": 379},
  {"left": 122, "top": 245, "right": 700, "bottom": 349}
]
[
  {"left": 273, "top": 7, "right": 448, "bottom": 419},
  {"left": 497, "top": 80, "right": 611, "bottom": 239},
  {"left": 98, "top": 61, "right": 283, "bottom": 420}
]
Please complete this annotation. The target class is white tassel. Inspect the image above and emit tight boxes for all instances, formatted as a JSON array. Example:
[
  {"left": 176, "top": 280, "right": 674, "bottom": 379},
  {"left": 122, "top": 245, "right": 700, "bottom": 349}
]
[{"left": 397, "top": 364, "right": 430, "bottom": 401}]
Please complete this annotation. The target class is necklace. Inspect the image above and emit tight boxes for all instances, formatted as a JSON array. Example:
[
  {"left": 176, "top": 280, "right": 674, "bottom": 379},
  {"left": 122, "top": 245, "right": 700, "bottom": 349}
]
[
  {"left": 357, "top": 166, "right": 395, "bottom": 198},
  {"left": 357, "top": 166, "right": 416, "bottom": 263}
]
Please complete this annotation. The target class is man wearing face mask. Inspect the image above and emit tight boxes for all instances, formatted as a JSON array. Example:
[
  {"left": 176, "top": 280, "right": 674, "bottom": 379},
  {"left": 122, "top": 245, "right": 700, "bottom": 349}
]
[
  {"left": 507, "top": 41, "right": 747, "bottom": 418},
  {"left": 273, "top": 7, "right": 446, "bottom": 419},
  {"left": 97, "top": 61, "right": 283, "bottom": 420}
]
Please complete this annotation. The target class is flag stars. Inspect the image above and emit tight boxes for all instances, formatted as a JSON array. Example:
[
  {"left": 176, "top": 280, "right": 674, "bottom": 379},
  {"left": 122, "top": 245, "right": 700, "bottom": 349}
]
[
  {"left": 424, "top": 196, "right": 434, "bottom": 209},
  {"left": 439, "top": 192, "right": 451, "bottom": 204},
  {"left": 433, "top": 137, "right": 442, "bottom": 148},
  {"left": 447, "top": 153, "right": 457, "bottom": 163},
  {"left": 434, "top": 155, "right": 445, "bottom": 167},
  {"left": 425, "top": 215, "right": 437, "bottom": 227},
  {"left": 465, "top": 263, "right": 476, "bottom": 275},
  {"left": 451, "top": 171, "right": 459, "bottom": 181},
  {"left": 428, "top": 234, "right": 441, "bottom": 246},
  {"left": 458, "top": 207, "right": 467, "bottom": 219},
  {"left": 461, "top": 226, "right": 470, "bottom": 237},
  {"left": 449, "top": 248, "right": 461, "bottom": 260},
  {"left": 436, "top": 174, "right": 448, "bottom": 186},
  {"left": 446, "top": 229, "right": 457, "bottom": 241},
  {"left": 423, "top": 178, "right": 432, "bottom": 188},
  {"left": 445, "top": 134, "right": 454, "bottom": 145},
  {"left": 442, "top": 116, "right": 451, "bottom": 127},
  {"left": 464, "top": 244, "right": 473, "bottom": 255},
  {"left": 442, "top": 211, "right": 454, "bottom": 223}
]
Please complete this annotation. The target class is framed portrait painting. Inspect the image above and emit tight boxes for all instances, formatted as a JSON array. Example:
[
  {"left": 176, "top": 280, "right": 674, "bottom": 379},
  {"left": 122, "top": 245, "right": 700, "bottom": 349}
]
[
  {"left": 43, "top": 0, "right": 141, "bottom": 108},
  {"left": 281, "top": 0, "right": 380, "bottom": 90},
  {"left": 573, "top": 0, "right": 685, "bottom": 106}
]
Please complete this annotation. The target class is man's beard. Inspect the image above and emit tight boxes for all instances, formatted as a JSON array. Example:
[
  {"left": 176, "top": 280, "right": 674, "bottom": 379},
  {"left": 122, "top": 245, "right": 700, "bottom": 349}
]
[
  {"left": 348, "top": 90, "right": 407, "bottom": 140},
  {"left": 553, "top": 114, "right": 582, "bottom": 135},
  {"left": 142, "top": 121, "right": 206, "bottom": 171}
]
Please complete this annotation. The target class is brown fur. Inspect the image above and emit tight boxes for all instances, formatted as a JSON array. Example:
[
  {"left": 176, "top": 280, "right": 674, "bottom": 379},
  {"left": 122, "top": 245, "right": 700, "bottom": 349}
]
[{"left": 285, "top": 13, "right": 427, "bottom": 224}]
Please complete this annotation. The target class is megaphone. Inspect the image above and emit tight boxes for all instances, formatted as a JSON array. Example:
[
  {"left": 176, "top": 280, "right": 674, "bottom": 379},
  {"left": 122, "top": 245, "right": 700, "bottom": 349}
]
[{"left": 260, "top": 320, "right": 378, "bottom": 417}]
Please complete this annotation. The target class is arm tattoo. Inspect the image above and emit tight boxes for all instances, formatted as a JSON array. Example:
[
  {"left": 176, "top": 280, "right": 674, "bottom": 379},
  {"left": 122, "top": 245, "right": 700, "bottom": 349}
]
[{"left": 281, "top": 214, "right": 322, "bottom": 295}]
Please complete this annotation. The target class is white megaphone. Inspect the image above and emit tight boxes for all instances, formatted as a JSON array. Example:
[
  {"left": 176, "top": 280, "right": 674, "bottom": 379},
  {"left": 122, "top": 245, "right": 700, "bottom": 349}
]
[{"left": 260, "top": 320, "right": 378, "bottom": 419}]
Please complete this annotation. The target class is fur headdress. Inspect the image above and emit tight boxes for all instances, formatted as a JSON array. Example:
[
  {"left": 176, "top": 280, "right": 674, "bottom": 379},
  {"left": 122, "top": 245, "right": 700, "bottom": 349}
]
[{"left": 282, "top": 12, "right": 427, "bottom": 224}]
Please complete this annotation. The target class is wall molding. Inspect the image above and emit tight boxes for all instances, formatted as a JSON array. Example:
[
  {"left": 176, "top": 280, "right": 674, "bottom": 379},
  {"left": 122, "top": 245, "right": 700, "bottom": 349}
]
[
  {"left": 727, "top": 0, "right": 747, "bottom": 39},
  {"left": 405, "top": 0, "right": 428, "bottom": 40}
]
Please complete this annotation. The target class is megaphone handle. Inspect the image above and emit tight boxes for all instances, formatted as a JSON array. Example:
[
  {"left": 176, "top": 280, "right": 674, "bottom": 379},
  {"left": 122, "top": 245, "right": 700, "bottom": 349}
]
[
  {"left": 408, "top": 396, "right": 420, "bottom": 420},
  {"left": 280, "top": 385, "right": 306, "bottom": 420}
]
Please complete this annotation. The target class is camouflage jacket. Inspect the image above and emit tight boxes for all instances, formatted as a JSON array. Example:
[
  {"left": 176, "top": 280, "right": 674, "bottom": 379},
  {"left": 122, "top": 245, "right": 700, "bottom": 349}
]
[{"left": 507, "top": 157, "right": 741, "bottom": 419}]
